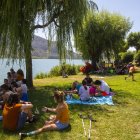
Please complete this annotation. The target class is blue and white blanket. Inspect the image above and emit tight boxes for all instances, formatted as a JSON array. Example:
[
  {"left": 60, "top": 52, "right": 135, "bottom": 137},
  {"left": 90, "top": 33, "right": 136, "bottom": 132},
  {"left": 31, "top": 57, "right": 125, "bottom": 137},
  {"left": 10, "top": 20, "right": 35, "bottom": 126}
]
[{"left": 66, "top": 96, "right": 114, "bottom": 105}]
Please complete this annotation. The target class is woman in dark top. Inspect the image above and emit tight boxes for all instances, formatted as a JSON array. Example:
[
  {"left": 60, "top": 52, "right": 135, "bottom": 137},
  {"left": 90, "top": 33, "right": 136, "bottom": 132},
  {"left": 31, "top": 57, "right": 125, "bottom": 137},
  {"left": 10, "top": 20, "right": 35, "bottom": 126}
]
[{"left": 83, "top": 73, "right": 93, "bottom": 86}]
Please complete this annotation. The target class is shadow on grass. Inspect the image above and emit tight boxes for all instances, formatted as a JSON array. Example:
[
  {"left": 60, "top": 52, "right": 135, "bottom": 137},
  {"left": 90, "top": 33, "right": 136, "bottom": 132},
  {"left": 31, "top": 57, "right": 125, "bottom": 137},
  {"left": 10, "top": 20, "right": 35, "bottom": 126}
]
[
  {"left": 113, "top": 89, "right": 137, "bottom": 106},
  {"left": 29, "top": 85, "right": 112, "bottom": 113},
  {"left": 28, "top": 85, "right": 137, "bottom": 119},
  {"left": 0, "top": 84, "right": 137, "bottom": 138}
]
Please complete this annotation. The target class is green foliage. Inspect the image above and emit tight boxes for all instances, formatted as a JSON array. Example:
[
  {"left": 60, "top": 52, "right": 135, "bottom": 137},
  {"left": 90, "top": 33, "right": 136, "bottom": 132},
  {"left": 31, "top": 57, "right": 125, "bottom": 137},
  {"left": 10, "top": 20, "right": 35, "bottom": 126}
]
[
  {"left": 119, "top": 51, "right": 134, "bottom": 63},
  {"left": 127, "top": 32, "right": 140, "bottom": 51},
  {"left": 34, "top": 72, "right": 50, "bottom": 79},
  {"left": 0, "top": 0, "right": 88, "bottom": 61},
  {"left": 35, "top": 64, "right": 81, "bottom": 79},
  {"left": 75, "top": 10, "right": 132, "bottom": 65},
  {"left": 48, "top": 64, "right": 81, "bottom": 76},
  {"left": 48, "top": 65, "right": 61, "bottom": 77},
  {"left": 0, "top": 0, "right": 89, "bottom": 87},
  {"left": 134, "top": 50, "right": 140, "bottom": 65}
]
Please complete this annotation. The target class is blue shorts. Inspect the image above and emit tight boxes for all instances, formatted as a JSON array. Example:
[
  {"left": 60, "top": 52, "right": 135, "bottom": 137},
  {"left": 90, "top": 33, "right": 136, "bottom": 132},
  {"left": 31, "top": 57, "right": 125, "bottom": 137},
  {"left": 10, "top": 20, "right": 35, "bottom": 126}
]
[
  {"left": 55, "top": 121, "right": 69, "bottom": 130},
  {"left": 17, "top": 112, "right": 27, "bottom": 130}
]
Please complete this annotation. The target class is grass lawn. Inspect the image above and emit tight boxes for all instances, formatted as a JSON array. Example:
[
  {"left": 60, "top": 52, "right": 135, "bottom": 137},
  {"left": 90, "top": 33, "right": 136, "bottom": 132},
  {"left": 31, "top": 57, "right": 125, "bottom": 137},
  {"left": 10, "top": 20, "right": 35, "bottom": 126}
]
[{"left": 0, "top": 72, "right": 140, "bottom": 140}]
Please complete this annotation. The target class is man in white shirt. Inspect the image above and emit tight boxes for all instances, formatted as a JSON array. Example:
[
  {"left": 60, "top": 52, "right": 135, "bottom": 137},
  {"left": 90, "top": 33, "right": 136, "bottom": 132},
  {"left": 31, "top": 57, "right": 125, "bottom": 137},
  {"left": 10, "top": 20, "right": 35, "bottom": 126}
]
[{"left": 94, "top": 80, "right": 110, "bottom": 96}]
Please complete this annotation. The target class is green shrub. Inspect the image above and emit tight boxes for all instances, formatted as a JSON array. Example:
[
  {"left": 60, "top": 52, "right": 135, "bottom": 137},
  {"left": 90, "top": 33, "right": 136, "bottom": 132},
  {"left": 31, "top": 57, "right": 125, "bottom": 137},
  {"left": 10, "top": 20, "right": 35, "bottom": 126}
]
[
  {"left": 48, "top": 64, "right": 81, "bottom": 76},
  {"left": 34, "top": 72, "right": 50, "bottom": 79},
  {"left": 48, "top": 65, "right": 61, "bottom": 76},
  {"left": 35, "top": 64, "right": 82, "bottom": 79},
  {"left": 135, "top": 50, "right": 140, "bottom": 65},
  {"left": 119, "top": 51, "right": 134, "bottom": 63}
]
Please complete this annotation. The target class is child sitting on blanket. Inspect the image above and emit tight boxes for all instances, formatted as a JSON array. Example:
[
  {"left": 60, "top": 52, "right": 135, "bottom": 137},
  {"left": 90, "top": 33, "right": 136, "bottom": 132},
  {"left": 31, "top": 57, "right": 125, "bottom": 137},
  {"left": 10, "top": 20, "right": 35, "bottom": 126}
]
[
  {"left": 64, "top": 81, "right": 81, "bottom": 94},
  {"left": 78, "top": 80, "right": 90, "bottom": 101},
  {"left": 89, "top": 82, "right": 96, "bottom": 96},
  {"left": 71, "top": 81, "right": 81, "bottom": 92}
]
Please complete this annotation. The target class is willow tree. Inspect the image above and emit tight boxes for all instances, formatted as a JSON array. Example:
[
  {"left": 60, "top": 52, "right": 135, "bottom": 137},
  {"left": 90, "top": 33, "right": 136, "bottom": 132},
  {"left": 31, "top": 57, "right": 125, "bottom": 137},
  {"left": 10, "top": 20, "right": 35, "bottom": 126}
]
[
  {"left": 127, "top": 32, "right": 140, "bottom": 52},
  {"left": 0, "top": 0, "right": 89, "bottom": 88},
  {"left": 75, "top": 10, "right": 132, "bottom": 69}
]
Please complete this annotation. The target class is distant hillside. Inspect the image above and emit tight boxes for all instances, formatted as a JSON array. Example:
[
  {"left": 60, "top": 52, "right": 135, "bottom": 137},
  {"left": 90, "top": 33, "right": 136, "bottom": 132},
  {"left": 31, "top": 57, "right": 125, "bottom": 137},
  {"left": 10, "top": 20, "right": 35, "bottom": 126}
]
[{"left": 32, "top": 36, "right": 81, "bottom": 59}]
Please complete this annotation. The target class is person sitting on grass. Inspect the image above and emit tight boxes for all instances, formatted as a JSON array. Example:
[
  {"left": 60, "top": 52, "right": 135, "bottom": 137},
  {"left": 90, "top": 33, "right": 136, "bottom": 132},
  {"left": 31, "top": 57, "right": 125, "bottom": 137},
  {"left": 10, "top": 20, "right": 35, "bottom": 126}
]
[
  {"left": 64, "top": 81, "right": 81, "bottom": 95},
  {"left": 78, "top": 80, "right": 90, "bottom": 101},
  {"left": 19, "top": 91, "right": 70, "bottom": 139},
  {"left": 10, "top": 68, "right": 17, "bottom": 81},
  {"left": 71, "top": 81, "right": 81, "bottom": 91},
  {"left": 89, "top": 82, "right": 96, "bottom": 97},
  {"left": 11, "top": 81, "right": 22, "bottom": 99},
  {"left": 93, "top": 80, "right": 110, "bottom": 96},
  {"left": 83, "top": 73, "right": 93, "bottom": 86},
  {"left": 2, "top": 94, "right": 34, "bottom": 131},
  {"left": 20, "top": 79, "right": 28, "bottom": 102},
  {"left": 0, "top": 84, "right": 13, "bottom": 105},
  {"left": 4, "top": 79, "right": 11, "bottom": 90},
  {"left": 7, "top": 72, "right": 12, "bottom": 84},
  {"left": 0, "top": 84, "right": 13, "bottom": 110}
]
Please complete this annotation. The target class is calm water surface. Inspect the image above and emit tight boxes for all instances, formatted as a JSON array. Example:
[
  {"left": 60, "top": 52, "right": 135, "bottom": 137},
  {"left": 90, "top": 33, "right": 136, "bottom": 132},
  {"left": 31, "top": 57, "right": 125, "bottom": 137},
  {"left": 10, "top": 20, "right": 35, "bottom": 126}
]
[{"left": 0, "top": 59, "right": 84, "bottom": 85}]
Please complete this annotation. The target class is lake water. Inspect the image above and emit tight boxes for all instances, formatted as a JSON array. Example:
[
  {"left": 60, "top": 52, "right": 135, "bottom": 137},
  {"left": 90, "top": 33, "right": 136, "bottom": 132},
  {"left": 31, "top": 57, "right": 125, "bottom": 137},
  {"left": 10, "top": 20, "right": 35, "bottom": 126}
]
[{"left": 0, "top": 59, "right": 84, "bottom": 85}]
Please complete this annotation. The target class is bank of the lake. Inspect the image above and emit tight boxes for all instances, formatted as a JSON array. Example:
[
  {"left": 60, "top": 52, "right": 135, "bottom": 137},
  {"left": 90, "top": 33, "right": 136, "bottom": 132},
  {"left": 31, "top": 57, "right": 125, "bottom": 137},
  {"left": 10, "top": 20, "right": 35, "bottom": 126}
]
[{"left": 0, "top": 59, "right": 84, "bottom": 85}]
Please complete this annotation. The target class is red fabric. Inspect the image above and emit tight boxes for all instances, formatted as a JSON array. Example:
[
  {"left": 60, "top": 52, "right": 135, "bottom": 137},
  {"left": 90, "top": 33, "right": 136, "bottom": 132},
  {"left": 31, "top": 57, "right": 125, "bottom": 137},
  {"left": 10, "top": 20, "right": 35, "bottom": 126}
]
[
  {"left": 85, "top": 63, "right": 93, "bottom": 72},
  {"left": 80, "top": 66, "right": 86, "bottom": 73},
  {"left": 102, "top": 92, "right": 108, "bottom": 96}
]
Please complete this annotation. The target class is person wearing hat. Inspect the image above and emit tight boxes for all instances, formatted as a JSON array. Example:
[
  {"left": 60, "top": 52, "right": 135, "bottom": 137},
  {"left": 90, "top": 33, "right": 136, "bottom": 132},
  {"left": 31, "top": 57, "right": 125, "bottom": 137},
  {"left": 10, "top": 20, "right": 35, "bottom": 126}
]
[{"left": 19, "top": 91, "right": 70, "bottom": 139}]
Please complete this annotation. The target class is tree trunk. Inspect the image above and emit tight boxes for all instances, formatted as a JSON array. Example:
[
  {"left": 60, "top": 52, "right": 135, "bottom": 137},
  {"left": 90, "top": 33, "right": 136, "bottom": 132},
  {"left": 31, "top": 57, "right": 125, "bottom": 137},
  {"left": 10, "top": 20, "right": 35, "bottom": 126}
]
[
  {"left": 91, "top": 57, "right": 98, "bottom": 71},
  {"left": 24, "top": 41, "right": 33, "bottom": 88}
]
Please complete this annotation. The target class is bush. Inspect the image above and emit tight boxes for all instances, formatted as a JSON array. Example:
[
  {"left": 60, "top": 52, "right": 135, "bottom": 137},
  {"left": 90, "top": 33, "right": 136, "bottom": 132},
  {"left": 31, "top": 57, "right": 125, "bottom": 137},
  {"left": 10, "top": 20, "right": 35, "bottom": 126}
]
[
  {"left": 48, "top": 64, "right": 81, "bottom": 76},
  {"left": 34, "top": 64, "right": 82, "bottom": 79},
  {"left": 135, "top": 50, "right": 140, "bottom": 65},
  {"left": 120, "top": 51, "right": 134, "bottom": 63},
  {"left": 34, "top": 72, "right": 50, "bottom": 79}
]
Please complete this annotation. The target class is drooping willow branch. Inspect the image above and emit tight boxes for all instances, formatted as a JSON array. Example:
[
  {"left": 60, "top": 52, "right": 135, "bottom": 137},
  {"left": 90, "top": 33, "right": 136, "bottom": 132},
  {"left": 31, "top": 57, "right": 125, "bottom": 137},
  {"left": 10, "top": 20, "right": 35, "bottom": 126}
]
[
  {"left": 32, "top": 2, "right": 63, "bottom": 30},
  {"left": 32, "top": 12, "right": 61, "bottom": 30}
]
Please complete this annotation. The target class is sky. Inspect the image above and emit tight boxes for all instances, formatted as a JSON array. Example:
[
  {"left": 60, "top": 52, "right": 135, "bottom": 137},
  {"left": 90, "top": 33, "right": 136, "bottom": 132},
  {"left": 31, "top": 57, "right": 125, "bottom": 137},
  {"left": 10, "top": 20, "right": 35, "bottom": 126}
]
[
  {"left": 35, "top": 0, "right": 140, "bottom": 39},
  {"left": 95, "top": 0, "right": 140, "bottom": 32}
]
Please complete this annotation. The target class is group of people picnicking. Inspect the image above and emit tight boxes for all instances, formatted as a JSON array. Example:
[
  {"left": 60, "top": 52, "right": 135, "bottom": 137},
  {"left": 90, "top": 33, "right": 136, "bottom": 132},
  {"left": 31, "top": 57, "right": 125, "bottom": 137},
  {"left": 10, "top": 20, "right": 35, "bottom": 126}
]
[
  {"left": 64, "top": 73, "right": 111, "bottom": 101},
  {"left": 80, "top": 61, "right": 136, "bottom": 80},
  {"left": 0, "top": 68, "right": 70, "bottom": 140},
  {"left": 0, "top": 68, "right": 28, "bottom": 108},
  {"left": 0, "top": 63, "right": 134, "bottom": 139}
]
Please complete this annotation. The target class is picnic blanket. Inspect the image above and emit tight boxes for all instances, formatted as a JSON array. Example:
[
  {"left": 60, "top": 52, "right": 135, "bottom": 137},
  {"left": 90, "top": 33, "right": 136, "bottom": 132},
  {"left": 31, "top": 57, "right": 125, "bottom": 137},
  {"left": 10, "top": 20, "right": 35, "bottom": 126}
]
[{"left": 66, "top": 96, "right": 114, "bottom": 105}]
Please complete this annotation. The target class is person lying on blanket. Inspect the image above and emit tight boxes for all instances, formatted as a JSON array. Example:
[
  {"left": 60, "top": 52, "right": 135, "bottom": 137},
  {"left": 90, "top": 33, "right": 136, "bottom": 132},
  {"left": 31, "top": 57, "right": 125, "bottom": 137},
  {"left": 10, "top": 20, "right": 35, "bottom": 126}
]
[
  {"left": 93, "top": 80, "right": 110, "bottom": 96},
  {"left": 19, "top": 91, "right": 70, "bottom": 139}
]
